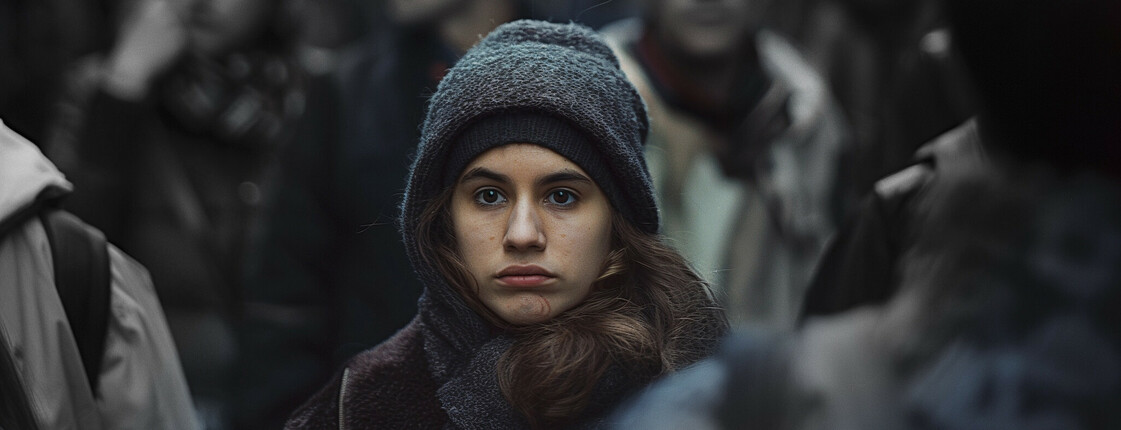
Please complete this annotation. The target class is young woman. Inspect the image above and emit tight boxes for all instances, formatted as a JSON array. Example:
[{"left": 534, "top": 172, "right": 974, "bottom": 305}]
[{"left": 286, "top": 19, "right": 728, "bottom": 429}]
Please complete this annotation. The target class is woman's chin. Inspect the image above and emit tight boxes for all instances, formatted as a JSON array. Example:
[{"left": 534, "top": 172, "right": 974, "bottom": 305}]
[{"left": 497, "top": 295, "right": 555, "bottom": 326}]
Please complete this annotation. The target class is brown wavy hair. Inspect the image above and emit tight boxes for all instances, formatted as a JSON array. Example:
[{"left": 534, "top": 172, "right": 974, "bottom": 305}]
[{"left": 416, "top": 187, "right": 728, "bottom": 429}]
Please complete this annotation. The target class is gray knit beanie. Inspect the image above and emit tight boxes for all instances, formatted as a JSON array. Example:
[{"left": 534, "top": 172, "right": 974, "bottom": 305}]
[{"left": 400, "top": 19, "right": 657, "bottom": 263}]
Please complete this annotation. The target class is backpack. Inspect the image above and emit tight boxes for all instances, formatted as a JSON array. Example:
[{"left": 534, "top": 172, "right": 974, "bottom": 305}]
[{"left": 0, "top": 204, "right": 111, "bottom": 430}]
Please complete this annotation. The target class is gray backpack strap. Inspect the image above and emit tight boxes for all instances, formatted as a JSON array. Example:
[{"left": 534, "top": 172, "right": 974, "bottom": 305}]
[
  {"left": 39, "top": 209, "right": 111, "bottom": 396},
  {"left": 0, "top": 204, "right": 111, "bottom": 430}
]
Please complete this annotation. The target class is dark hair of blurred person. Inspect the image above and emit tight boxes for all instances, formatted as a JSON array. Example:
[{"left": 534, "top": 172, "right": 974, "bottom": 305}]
[
  {"left": 947, "top": 0, "right": 1121, "bottom": 174},
  {"left": 801, "top": 0, "right": 1121, "bottom": 319},
  {"left": 599, "top": 0, "right": 854, "bottom": 328},
  {"left": 44, "top": 0, "right": 312, "bottom": 426},
  {"left": 610, "top": 0, "right": 1121, "bottom": 428}
]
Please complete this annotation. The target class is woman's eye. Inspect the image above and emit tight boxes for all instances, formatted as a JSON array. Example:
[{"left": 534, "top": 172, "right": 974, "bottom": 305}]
[
  {"left": 546, "top": 189, "right": 577, "bottom": 206},
  {"left": 474, "top": 188, "right": 507, "bottom": 206}
]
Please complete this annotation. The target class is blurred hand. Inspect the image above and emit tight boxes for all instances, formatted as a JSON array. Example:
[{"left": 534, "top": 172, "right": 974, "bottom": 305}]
[{"left": 104, "top": 0, "right": 189, "bottom": 100}]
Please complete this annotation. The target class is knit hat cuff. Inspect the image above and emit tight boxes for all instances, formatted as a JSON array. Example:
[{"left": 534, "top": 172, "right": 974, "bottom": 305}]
[{"left": 444, "top": 113, "right": 608, "bottom": 190}]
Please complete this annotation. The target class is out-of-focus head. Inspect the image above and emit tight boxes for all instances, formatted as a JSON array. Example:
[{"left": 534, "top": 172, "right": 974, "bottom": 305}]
[
  {"left": 644, "top": 0, "right": 764, "bottom": 61},
  {"left": 387, "top": 0, "right": 467, "bottom": 26},
  {"left": 947, "top": 0, "right": 1121, "bottom": 173},
  {"left": 173, "top": 0, "right": 276, "bottom": 56}
]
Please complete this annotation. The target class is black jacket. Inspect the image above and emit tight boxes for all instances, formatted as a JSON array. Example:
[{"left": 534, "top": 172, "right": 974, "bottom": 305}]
[{"left": 614, "top": 149, "right": 1121, "bottom": 430}]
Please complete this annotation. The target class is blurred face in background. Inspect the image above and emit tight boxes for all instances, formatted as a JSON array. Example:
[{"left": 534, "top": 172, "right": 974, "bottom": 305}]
[
  {"left": 176, "top": 0, "right": 273, "bottom": 56},
  {"left": 450, "top": 144, "right": 614, "bottom": 326},
  {"left": 648, "top": 0, "right": 761, "bottom": 61},
  {"left": 387, "top": 0, "right": 466, "bottom": 26}
]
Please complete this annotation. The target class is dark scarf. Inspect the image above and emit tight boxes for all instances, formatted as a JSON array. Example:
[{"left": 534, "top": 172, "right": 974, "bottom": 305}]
[
  {"left": 632, "top": 29, "right": 771, "bottom": 130},
  {"left": 417, "top": 282, "right": 639, "bottom": 429},
  {"left": 630, "top": 29, "right": 792, "bottom": 181}
]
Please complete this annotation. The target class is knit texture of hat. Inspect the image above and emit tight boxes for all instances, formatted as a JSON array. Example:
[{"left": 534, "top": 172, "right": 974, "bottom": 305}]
[{"left": 400, "top": 19, "right": 657, "bottom": 287}]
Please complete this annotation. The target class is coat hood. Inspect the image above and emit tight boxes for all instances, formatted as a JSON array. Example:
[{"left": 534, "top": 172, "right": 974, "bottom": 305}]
[{"left": 0, "top": 120, "right": 71, "bottom": 225}]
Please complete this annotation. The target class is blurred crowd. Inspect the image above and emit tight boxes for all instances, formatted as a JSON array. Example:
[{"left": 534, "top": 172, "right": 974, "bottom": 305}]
[{"left": 1, "top": 0, "right": 1117, "bottom": 429}]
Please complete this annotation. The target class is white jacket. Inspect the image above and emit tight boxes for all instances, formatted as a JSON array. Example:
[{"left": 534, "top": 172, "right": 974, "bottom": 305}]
[
  {"left": 0, "top": 119, "right": 200, "bottom": 429},
  {"left": 602, "top": 20, "right": 851, "bottom": 329}
]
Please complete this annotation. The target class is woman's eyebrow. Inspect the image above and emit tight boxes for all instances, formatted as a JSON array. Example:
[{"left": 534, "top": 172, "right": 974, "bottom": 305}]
[
  {"left": 537, "top": 169, "right": 592, "bottom": 187},
  {"left": 459, "top": 167, "right": 509, "bottom": 184}
]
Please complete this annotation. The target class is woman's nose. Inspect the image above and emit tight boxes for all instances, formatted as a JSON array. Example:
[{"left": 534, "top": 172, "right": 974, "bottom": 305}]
[{"left": 503, "top": 199, "right": 546, "bottom": 252}]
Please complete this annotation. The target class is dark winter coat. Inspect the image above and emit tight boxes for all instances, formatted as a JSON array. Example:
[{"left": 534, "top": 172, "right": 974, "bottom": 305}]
[
  {"left": 800, "top": 119, "right": 986, "bottom": 319},
  {"left": 612, "top": 145, "right": 1121, "bottom": 430},
  {"left": 285, "top": 292, "right": 647, "bottom": 429},
  {"left": 283, "top": 316, "right": 445, "bottom": 429}
]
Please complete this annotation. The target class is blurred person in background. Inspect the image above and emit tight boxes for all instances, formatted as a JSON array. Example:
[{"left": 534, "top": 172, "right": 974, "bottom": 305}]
[
  {"left": 798, "top": 0, "right": 1111, "bottom": 321},
  {"left": 522, "top": 0, "right": 640, "bottom": 29},
  {"left": 799, "top": 117, "right": 985, "bottom": 319},
  {"left": 780, "top": 0, "right": 976, "bottom": 194},
  {"left": 232, "top": 0, "right": 518, "bottom": 427},
  {"left": 610, "top": 0, "right": 1121, "bottom": 427},
  {"left": 44, "top": 0, "right": 311, "bottom": 426},
  {"left": 1, "top": 119, "right": 199, "bottom": 430},
  {"left": 600, "top": 0, "right": 853, "bottom": 328}
]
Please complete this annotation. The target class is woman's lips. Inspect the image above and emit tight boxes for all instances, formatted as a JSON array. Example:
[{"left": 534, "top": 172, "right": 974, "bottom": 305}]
[
  {"left": 496, "top": 265, "right": 556, "bottom": 287},
  {"left": 497, "top": 275, "right": 554, "bottom": 287}
]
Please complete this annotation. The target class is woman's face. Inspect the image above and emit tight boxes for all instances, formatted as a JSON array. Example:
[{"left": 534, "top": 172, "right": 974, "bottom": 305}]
[{"left": 451, "top": 144, "right": 613, "bottom": 325}]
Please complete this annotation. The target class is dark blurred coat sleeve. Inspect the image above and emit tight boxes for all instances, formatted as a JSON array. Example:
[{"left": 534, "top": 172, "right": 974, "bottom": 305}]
[
  {"left": 799, "top": 119, "right": 983, "bottom": 321},
  {"left": 799, "top": 161, "right": 932, "bottom": 320}
]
